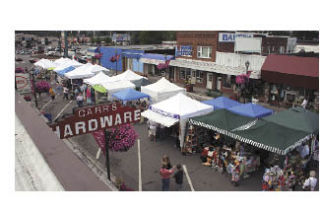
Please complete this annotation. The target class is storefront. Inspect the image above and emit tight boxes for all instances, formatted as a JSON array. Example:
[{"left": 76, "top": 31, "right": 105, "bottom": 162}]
[{"left": 261, "top": 55, "right": 319, "bottom": 111}]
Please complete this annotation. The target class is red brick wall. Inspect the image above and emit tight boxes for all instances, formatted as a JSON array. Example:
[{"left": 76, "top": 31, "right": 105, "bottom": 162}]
[
  {"left": 217, "top": 42, "right": 234, "bottom": 53},
  {"left": 176, "top": 31, "right": 219, "bottom": 62}
]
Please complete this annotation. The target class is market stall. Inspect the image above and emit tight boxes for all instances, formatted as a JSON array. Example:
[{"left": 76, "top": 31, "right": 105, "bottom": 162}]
[
  {"left": 141, "top": 77, "right": 186, "bottom": 103},
  {"left": 34, "top": 58, "right": 55, "bottom": 70},
  {"left": 112, "top": 88, "right": 150, "bottom": 110},
  {"left": 53, "top": 59, "right": 82, "bottom": 73},
  {"left": 112, "top": 88, "right": 150, "bottom": 102},
  {"left": 64, "top": 63, "right": 97, "bottom": 79},
  {"left": 110, "top": 69, "right": 146, "bottom": 82},
  {"left": 227, "top": 103, "right": 273, "bottom": 118},
  {"left": 142, "top": 92, "right": 213, "bottom": 148},
  {"left": 201, "top": 96, "right": 242, "bottom": 110},
  {"left": 83, "top": 71, "right": 111, "bottom": 86},
  {"left": 99, "top": 80, "right": 136, "bottom": 100},
  {"left": 131, "top": 78, "right": 151, "bottom": 91}
]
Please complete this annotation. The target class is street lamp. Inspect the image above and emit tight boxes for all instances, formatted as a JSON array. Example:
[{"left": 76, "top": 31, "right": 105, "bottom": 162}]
[{"left": 245, "top": 61, "right": 250, "bottom": 73}]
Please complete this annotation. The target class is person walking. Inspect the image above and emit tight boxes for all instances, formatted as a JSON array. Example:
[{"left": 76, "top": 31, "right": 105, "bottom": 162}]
[
  {"left": 49, "top": 87, "right": 55, "bottom": 101},
  {"left": 76, "top": 93, "right": 84, "bottom": 107},
  {"left": 160, "top": 163, "right": 174, "bottom": 191},
  {"left": 63, "top": 86, "right": 69, "bottom": 100},
  {"left": 56, "top": 83, "right": 63, "bottom": 96},
  {"left": 173, "top": 164, "right": 183, "bottom": 191}
]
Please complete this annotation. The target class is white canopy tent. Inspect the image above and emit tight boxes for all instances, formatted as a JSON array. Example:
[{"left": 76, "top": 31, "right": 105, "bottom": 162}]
[
  {"left": 100, "top": 80, "right": 136, "bottom": 100},
  {"left": 34, "top": 58, "right": 55, "bottom": 69},
  {"left": 53, "top": 58, "right": 72, "bottom": 67},
  {"left": 53, "top": 59, "right": 83, "bottom": 72},
  {"left": 90, "top": 64, "right": 110, "bottom": 74},
  {"left": 142, "top": 92, "right": 213, "bottom": 148},
  {"left": 64, "top": 63, "right": 97, "bottom": 79},
  {"left": 141, "top": 77, "right": 186, "bottom": 103},
  {"left": 83, "top": 71, "right": 111, "bottom": 85},
  {"left": 110, "top": 69, "right": 146, "bottom": 82}
]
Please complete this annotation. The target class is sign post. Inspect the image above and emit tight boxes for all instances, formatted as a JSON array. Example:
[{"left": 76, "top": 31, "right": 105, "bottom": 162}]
[{"left": 105, "top": 130, "right": 111, "bottom": 181}]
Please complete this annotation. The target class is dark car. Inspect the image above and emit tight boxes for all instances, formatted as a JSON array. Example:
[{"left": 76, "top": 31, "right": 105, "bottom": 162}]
[{"left": 15, "top": 58, "right": 23, "bottom": 62}]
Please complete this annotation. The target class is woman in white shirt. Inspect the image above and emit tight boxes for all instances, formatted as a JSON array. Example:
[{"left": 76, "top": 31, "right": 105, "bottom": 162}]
[{"left": 303, "top": 170, "right": 317, "bottom": 191}]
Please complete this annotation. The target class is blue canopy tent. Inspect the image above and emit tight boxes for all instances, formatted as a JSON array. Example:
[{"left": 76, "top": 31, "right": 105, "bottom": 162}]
[
  {"left": 227, "top": 103, "right": 273, "bottom": 118},
  {"left": 112, "top": 88, "right": 150, "bottom": 101},
  {"left": 201, "top": 96, "right": 241, "bottom": 110},
  {"left": 56, "top": 66, "right": 76, "bottom": 77}
]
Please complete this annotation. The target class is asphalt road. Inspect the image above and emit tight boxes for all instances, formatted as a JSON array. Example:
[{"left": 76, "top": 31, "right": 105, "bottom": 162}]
[{"left": 15, "top": 53, "right": 263, "bottom": 191}]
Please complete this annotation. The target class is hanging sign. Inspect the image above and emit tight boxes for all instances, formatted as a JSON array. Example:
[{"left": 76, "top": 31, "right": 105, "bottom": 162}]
[{"left": 50, "top": 103, "right": 141, "bottom": 139}]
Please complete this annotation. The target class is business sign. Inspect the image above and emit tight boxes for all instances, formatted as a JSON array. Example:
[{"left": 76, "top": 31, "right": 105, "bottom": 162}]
[
  {"left": 219, "top": 32, "right": 254, "bottom": 43},
  {"left": 50, "top": 103, "right": 141, "bottom": 139},
  {"left": 15, "top": 73, "right": 31, "bottom": 94}
]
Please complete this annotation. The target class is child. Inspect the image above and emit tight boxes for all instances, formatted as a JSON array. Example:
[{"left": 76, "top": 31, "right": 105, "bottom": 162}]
[
  {"left": 173, "top": 164, "right": 183, "bottom": 191},
  {"left": 49, "top": 87, "right": 55, "bottom": 100}
]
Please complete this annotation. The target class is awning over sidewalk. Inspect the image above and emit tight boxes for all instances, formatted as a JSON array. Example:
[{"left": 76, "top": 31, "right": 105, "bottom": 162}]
[{"left": 261, "top": 54, "right": 319, "bottom": 90}]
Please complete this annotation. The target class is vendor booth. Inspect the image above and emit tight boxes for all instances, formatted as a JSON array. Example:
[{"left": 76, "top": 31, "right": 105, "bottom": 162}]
[
  {"left": 83, "top": 71, "right": 111, "bottom": 85},
  {"left": 131, "top": 78, "right": 151, "bottom": 91},
  {"left": 53, "top": 59, "right": 82, "bottom": 72},
  {"left": 142, "top": 92, "right": 213, "bottom": 148},
  {"left": 141, "top": 77, "right": 186, "bottom": 103},
  {"left": 110, "top": 69, "right": 146, "bottom": 82},
  {"left": 202, "top": 96, "right": 242, "bottom": 110},
  {"left": 227, "top": 103, "right": 273, "bottom": 118},
  {"left": 100, "top": 80, "right": 136, "bottom": 100},
  {"left": 112, "top": 88, "right": 150, "bottom": 102},
  {"left": 34, "top": 58, "right": 55, "bottom": 70},
  {"left": 56, "top": 66, "right": 76, "bottom": 77},
  {"left": 64, "top": 63, "right": 97, "bottom": 79}
]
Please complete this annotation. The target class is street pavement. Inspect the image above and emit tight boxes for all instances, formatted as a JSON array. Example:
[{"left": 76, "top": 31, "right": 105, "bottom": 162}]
[{"left": 16, "top": 53, "right": 263, "bottom": 191}]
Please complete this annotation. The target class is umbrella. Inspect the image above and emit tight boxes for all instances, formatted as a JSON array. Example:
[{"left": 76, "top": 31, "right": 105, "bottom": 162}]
[{"left": 93, "top": 84, "right": 107, "bottom": 93}]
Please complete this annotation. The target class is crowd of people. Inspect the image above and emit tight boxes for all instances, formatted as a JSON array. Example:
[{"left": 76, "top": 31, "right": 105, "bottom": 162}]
[
  {"left": 200, "top": 134, "right": 260, "bottom": 186},
  {"left": 262, "top": 137, "right": 318, "bottom": 191}
]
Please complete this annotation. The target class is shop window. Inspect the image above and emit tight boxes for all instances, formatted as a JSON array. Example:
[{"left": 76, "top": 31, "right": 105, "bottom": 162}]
[
  {"left": 180, "top": 70, "right": 186, "bottom": 80},
  {"left": 197, "top": 46, "right": 212, "bottom": 58},
  {"left": 279, "top": 46, "right": 285, "bottom": 54},
  {"left": 222, "top": 75, "right": 233, "bottom": 88},
  {"left": 196, "top": 70, "right": 204, "bottom": 83}
]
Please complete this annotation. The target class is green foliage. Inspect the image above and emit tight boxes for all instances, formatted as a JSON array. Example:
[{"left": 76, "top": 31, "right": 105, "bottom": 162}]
[{"left": 135, "top": 31, "right": 176, "bottom": 44}]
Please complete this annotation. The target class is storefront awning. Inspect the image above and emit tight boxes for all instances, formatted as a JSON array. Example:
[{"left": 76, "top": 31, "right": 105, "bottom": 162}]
[
  {"left": 141, "top": 110, "right": 179, "bottom": 127},
  {"left": 261, "top": 55, "right": 319, "bottom": 90}
]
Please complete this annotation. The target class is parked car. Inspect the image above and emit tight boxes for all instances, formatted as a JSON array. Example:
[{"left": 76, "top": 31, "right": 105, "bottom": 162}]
[{"left": 15, "top": 58, "right": 23, "bottom": 62}]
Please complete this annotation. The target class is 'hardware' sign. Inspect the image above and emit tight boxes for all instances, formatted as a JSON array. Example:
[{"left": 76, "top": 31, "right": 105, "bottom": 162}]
[{"left": 50, "top": 103, "right": 141, "bottom": 139}]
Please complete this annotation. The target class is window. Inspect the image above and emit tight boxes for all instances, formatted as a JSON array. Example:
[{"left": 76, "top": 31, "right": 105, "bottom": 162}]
[
  {"left": 197, "top": 46, "right": 212, "bottom": 58},
  {"left": 222, "top": 75, "right": 234, "bottom": 88},
  {"left": 279, "top": 46, "right": 285, "bottom": 54},
  {"left": 179, "top": 70, "right": 186, "bottom": 80},
  {"left": 196, "top": 70, "right": 204, "bottom": 83}
]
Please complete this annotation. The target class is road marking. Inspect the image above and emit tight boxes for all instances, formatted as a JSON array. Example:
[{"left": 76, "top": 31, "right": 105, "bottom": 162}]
[
  {"left": 54, "top": 100, "right": 72, "bottom": 121},
  {"left": 183, "top": 164, "right": 195, "bottom": 191},
  {"left": 40, "top": 99, "right": 52, "bottom": 111},
  {"left": 96, "top": 148, "right": 101, "bottom": 160},
  {"left": 137, "top": 139, "right": 142, "bottom": 191}
]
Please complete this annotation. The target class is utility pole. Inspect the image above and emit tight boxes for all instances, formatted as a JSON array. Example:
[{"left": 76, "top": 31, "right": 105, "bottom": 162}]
[
  {"left": 64, "top": 31, "right": 68, "bottom": 58},
  {"left": 105, "top": 130, "right": 111, "bottom": 181}
]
